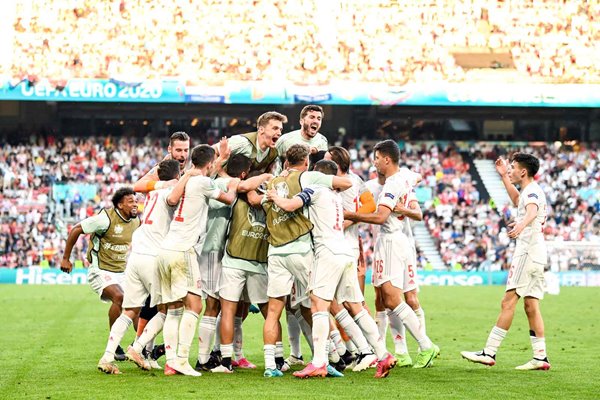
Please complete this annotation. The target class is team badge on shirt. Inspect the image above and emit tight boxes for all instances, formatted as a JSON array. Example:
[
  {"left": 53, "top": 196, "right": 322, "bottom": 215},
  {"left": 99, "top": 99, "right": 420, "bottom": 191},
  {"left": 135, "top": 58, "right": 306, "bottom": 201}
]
[
  {"left": 528, "top": 193, "right": 538, "bottom": 199},
  {"left": 384, "top": 193, "right": 395, "bottom": 199}
]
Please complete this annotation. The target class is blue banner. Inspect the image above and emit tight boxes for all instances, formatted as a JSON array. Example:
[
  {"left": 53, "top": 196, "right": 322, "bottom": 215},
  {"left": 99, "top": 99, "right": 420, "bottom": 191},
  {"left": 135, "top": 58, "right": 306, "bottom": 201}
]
[
  {"left": 0, "top": 79, "right": 185, "bottom": 103},
  {"left": 2, "top": 79, "right": 600, "bottom": 107}
]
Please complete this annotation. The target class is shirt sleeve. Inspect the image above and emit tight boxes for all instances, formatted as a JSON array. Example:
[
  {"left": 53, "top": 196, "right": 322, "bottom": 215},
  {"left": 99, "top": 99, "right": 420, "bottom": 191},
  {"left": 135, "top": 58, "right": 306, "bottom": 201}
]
[
  {"left": 301, "top": 171, "right": 334, "bottom": 189},
  {"left": 523, "top": 186, "right": 543, "bottom": 208},
  {"left": 228, "top": 135, "right": 252, "bottom": 157},
  {"left": 200, "top": 177, "right": 222, "bottom": 200},
  {"left": 295, "top": 186, "right": 316, "bottom": 206},
  {"left": 80, "top": 211, "right": 111, "bottom": 235},
  {"left": 378, "top": 178, "right": 406, "bottom": 210}
]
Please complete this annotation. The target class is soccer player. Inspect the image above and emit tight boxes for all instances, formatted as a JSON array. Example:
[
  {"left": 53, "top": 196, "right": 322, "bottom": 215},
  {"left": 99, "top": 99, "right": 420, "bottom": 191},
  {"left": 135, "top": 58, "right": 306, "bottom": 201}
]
[
  {"left": 60, "top": 187, "right": 140, "bottom": 362},
  {"left": 214, "top": 111, "right": 287, "bottom": 174},
  {"left": 461, "top": 153, "right": 550, "bottom": 371},
  {"left": 133, "top": 132, "right": 190, "bottom": 193},
  {"left": 277, "top": 105, "right": 328, "bottom": 157},
  {"left": 261, "top": 144, "right": 353, "bottom": 378},
  {"left": 268, "top": 160, "right": 397, "bottom": 379},
  {"left": 345, "top": 140, "right": 439, "bottom": 369},
  {"left": 96, "top": 160, "right": 186, "bottom": 374},
  {"left": 158, "top": 145, "right": 239, "bottom": 376},
  {"left": 195, "top": 154, "right": 272, "bottom": 372}
]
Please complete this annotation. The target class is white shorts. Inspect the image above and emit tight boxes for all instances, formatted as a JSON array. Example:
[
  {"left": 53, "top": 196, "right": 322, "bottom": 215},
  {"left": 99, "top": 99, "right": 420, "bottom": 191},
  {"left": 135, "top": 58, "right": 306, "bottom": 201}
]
[
  {"left": 88, "top": 266, "right": 124, "bottom": 301},
  {"left": 122, "top": 252, "right": 161, "bottom": 308},
  {"left": 157, "top": 248, "right": 202, "bottom": 304},
  {"left": 506, "top": 252, "right": 546, "bottom": 299},
  {"left": 267, "top": 252, "right": 312, "bottom": 307},
  {"left": 308, "top": 249, "right": 364, "bottom": 304},
  {"left": 403, "top": 245, "right": 419, "bottom": 293},
  {"left": 373, "top": 233, "right": 412, "bottom": 289},
  {"left": 218, "top": 267, "right": 268, "bottom": 305},
  {"left": 199, "top": 251, "right": 223, "bottom": 300}
]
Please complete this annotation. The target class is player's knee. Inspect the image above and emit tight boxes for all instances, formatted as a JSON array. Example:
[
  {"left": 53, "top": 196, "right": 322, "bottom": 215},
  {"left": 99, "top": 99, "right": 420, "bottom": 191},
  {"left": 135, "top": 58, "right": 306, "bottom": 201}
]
[
  {"left": 523, "top": 299, "right": 538, "bottom": 316},
  {"left": 404, "top": 293, "right": 419, "bottom": 310},
  {"left": 500, "top": 297, "right": 516, "bottom": 312}
]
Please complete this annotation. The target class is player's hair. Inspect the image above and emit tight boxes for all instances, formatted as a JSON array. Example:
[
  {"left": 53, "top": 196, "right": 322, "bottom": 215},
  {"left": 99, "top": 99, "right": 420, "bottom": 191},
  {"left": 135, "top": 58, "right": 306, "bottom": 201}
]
[
  {"left": 112, "top": 187, "right": 135, "bottom": 208},
  {"left": 286, "top": 144, "right": 310, "bottom": 166},
  {"left": 190, "top": 144, "right": 216, "bottom": 168},
  {"left": 257, "top": 111, "right": 288, "bottom": 128},
  {"left": 169, "top": 131, "right": 190, "bottom": 146},
  {"left": 327, "top": 146, "right": 350, "bottom": 173},
  {"left": 309, "top": 150, "right": 327, "bottom": 171},
  {"left": 313, "top": 159, "right": 338, "bottom": 176},
  {"left": 226, "top": 154, "right": 252, "bottom": 178},
  {"left": 157, "top": 159, "right": 181, "bottom": 181},
  {"left": 510, "top": 152, "right": 540, "bottom": 177},
  {"left": 373, "top": 139, "right": 400, "bottom": 164},
  {"left": 300, "top": 105, "right": 324, "bottom": 120}
]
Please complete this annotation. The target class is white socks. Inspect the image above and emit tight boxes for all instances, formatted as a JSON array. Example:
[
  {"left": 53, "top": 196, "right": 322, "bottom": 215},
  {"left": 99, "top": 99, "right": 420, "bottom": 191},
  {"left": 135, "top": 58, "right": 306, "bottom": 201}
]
[
  {"left": 101, "top": 314, "right": 132, "bottom": 362},
  {"left": 264, "top": 344, "right": 276, "bottom": 370},
  {"left": 164, "top": 307, "right": 183, "bottom": 363},
  {"left": 484, "top": 326, "right": 507, "bottom": 357},
  {"left": 177, "top": 310, "right": 199, "bottom": 360},
  {"left": 287, "top": 311, "right": 302, "bottom": 358},
  {"left": 330, "top": 329, "right": 347, "bottom": 356},
  {"left": 197, "top": 316, "right": 217, "bottom": 364},
  {"left": 375, "top": 311, "right": 388, "bottom": 341},
  {"left": 390, "top": 303, "right": 432, "bottom": 351},
  {"left": 354, "top": 309, "right": 387, "bottom": 360},
  {"left": 295, "top": 309, "right": 314, "bottom": 355},
  {"left": 531, "top": 335, "right": 547, "bottom": 360},
  {"left": 132, "top": 312, "right": 166, "bottom": 354},
  {"left": 387, "top": 308, "right": 408, "bottom": 354},
  {"left": 335, "top": 309, "right": 370, "bottom": 355},
  {"left": 311, "top": 311, "right": 329, "bottom": 367},
  {"left": 234, "top": 316, "right": 244, "bottom": 360}
]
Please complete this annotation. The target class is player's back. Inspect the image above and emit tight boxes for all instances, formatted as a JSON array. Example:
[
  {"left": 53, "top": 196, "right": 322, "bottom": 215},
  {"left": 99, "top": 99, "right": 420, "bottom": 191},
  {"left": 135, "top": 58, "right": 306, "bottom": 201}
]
[
  {"left": 306, "top": 185, "right": 352, "bottom": 256},
  {"left": 340, "top": 172, "right": 366, "bottom": 253},
  {"left": 132, "top": 188, "right": 174, "bottom": 256},
  {"left": 162, "top": 175, "right": 218, "bottom": 252}
]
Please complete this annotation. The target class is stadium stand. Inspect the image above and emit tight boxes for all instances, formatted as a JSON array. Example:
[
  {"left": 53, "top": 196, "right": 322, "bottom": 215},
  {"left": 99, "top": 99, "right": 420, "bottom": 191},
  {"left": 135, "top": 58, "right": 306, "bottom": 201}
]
[{"left": 2, "top": 0, "right": 599, "bottom": 85}]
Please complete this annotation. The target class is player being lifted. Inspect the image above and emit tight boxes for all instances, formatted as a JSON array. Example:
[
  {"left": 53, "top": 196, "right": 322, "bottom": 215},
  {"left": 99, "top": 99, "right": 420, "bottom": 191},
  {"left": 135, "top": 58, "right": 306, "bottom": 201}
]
[
  {"left": 461, "top": 153, "right": 550, "bottom": 371},
  {"left": 345, "top": 140, "right": 439, "bottom": 369},
  {"left": 157, "top": 145, "right": 239, "bottom": 376},
  {"left": 268, "top": 160, "right": 397, "bottom": 379}
]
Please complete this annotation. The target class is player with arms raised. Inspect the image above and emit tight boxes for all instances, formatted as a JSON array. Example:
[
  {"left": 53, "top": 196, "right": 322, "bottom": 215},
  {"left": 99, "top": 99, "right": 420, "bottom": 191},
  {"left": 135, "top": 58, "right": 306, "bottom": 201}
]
[{"left": 461, "top": 153, "right": 550, "bottom": 371}]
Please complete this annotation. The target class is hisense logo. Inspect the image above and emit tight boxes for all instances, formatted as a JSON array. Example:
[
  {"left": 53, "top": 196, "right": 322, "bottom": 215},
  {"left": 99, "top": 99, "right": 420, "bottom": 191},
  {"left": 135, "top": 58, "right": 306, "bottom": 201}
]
[{"left": 15, "top": 267, "right": 88, "bottom": 285}]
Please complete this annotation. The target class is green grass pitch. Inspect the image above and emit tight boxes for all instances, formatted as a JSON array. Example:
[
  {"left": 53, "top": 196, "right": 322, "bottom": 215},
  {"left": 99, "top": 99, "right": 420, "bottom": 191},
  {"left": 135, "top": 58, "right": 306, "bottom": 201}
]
[{"left": 0, "top": 285, "right": 597, "bottom": 399}]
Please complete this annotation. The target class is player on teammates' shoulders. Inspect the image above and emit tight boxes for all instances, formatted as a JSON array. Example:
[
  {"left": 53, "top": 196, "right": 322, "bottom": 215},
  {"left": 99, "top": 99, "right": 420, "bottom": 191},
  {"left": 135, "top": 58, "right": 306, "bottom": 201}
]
[{"left": 277, "top": 105, "right": 328, "bottom": 158}]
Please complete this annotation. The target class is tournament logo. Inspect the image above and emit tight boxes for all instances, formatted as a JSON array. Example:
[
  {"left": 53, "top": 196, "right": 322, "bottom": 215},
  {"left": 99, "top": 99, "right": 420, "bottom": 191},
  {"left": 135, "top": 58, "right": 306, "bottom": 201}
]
[
  {"left": 114, "top": 224, "right": 124, "bottom": 235},
  {"left": 247, "top": 206, "right": 266, "bottom": 228},
  {"left": 272, "top": 181, "right": 290, "bottom": 213}
]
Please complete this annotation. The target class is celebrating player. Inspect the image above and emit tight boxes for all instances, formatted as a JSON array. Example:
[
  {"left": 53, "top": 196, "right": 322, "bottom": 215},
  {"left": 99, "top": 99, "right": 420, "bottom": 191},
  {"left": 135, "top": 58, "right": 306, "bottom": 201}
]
[
  {"left": 277, "top": 105, "right": 328, "bottom": 157},
  {"left": 461, "top": 153, "right": 550, "bottom": 371}
]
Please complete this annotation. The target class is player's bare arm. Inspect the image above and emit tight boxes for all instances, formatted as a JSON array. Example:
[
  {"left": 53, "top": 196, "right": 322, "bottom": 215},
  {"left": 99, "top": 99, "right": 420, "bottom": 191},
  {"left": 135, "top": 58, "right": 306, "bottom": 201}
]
[
  {"left": 238, "top": 173, "right": 272, "bottom": 193},
  {"left": 508, "top": 203, "right": 538, "bottom": 239},
  {"left": 331, "top": 176, "right": 353, "bottom": 191},
  {"left": 394, "top": 200, "right": 423, "bottom": 221},
  {"left": 60, "top": 223, "right": 84, "bottom": 273},
  {"left": 495, "top": 157, "right": 520, "bottom": 206},
  {"left": 166, "top": 168, "right": 203, "bottom": 206},
  {"left": 266, "top": 189, "right": 304, "bottom": 212},
  {"left": 345, "top": 203, "right": 393, "bottom": 225},
  {"left": 216, "top": 178, "right": 241, "bottom": 205}
]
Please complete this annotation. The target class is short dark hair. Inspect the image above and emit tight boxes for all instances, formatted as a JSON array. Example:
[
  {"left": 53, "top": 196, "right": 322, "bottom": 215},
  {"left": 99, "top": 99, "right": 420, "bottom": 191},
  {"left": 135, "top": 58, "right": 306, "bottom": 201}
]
[
  {"left": 510, "top": 152, "right": 540, "bottom": 177},
  {"left": 112, "top": 187, "right": 135, "bottom": 208},
  {"left": 373, "top": 139, "right": 400, "bottom": 164},
  {"left": 300, "top": 105, "right": 324, "bottom": 120},
  {"left": 190, "top": 144, "right": 215, "bottom": 168},
  {"left": 226, "top": 154, "right": 252, "bottom": 178},
  {"left": 170, "top": 131, "right": 190, "bottom": 146},
  {"left": 313, "top": 159, "right": 338, "bottom": 176},
  {"left": 309, "top": 150, "right": 327, "bottom": 171},
  {"left": 157, "top": 160, "right": 180, "bottom": 181},
  {"left": 286, "top": 144, "right": 310, "bottom": 166},
  {"left": 327, "top": 146, "right": 350, "bottom": 173}
]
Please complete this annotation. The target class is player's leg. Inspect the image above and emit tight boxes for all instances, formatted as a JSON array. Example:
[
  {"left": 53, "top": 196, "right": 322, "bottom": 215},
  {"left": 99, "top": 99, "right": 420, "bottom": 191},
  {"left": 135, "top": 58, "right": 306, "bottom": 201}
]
[
  {"left": 98, "top": 306, "right": 141, "bottom": 374},
  {"left": 461, "top": 289, "right": 519, "bottom": 366},
  {"left": 215, "top": 267, "right": 246, "bottom": 373},
  {"left": 374, "top": 286, "right": 388, "bottom": 341},
  {"left": 264, "top": 295, "right": 286, "bottom": 377},
  {"left": 169, "top": 291, "right": 202, "bottom": 376},
  {"left": 292, "top": 294, "right": 330, "bottom": 379},
  {"left": 516, "top": 296, "right": 550, "bottom": 370},
  {"left": 196, "top": 295, "right": 220, "bottom": 370},
  {"left": 132, "top": 303, "right": 166, "bottom": 369},
  {"left": 232, "top": 302, "right": 256, "bottom": 369}
]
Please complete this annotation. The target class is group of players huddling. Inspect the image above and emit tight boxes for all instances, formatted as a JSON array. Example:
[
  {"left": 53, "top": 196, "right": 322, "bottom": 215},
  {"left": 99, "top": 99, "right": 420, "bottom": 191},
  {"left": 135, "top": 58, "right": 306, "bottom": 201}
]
[{"left": 60, "top": 105, "right": 551, "bottom": 379}]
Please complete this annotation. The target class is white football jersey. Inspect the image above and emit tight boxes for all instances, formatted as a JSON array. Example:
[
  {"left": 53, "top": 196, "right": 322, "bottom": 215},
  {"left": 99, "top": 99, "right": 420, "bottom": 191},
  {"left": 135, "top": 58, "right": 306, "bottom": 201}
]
[
  {"left": 162, "top": 175, "right": 221, "bottom": 252},
  {"left": 515, "top": 181, "right": 547, "bottom": 248},
  {"left": 301, "top": 185, "right": 353, "bottom": 256},
  {"left": 399, "top": 190, "right": 418, "bottom": 246},
  {"left": 377, "top": 170, "right": 410, "bottom": 235},
  {"left": 132, "top": 188, "right": 174, "bottom": 256},
  {"left": 341, "top": 172, "right": 368, "bottom": 255},
  {"left": 365, "top": 178, "right": 383, "bottom": 242}
]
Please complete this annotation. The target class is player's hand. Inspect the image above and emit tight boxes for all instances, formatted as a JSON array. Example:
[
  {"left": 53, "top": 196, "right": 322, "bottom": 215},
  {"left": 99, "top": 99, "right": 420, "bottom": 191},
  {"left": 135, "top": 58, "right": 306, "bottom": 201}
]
[
  {"left": 219, "top": 137, "right": 230, "bottom": 159},
  {"left": 495, "top": 157, "right": 508, "bottom": 177},
  {"left": 508, "top": 222, "right": 525, "bottom": 238},
  {"left": 60, "top": 258, "right": 73, "bottom": 274},
  {"left": 507, "top": 220, "right": 516, "bottom": 230},
  {"left": 228, "top": 177, "right": 241, "bottom": 190},
  {"left": 260, "top": 173, "right": 273, "bottom": 183},
  {"left": 279, "top": 169, "right": 290, "bottom": 178},
  {"left": 394, "top": 202, "right": 409, "bottom": 215},
  {"left": 266, "top": 188, "right": 278, "bottom": 201},
  {"left": 309, "top": 147, "right": 318, "bottom": 155}
]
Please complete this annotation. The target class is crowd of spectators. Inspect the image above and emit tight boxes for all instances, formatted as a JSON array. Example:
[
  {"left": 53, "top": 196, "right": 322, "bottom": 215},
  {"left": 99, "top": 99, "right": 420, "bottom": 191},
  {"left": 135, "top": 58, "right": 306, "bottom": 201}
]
[
  {"left": 0, "top": 133, "right": 598, "bottom": 272},
  {"left": 2, "top": 0, "right": 599, "bottom": 86}
]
